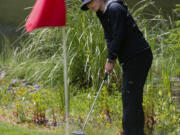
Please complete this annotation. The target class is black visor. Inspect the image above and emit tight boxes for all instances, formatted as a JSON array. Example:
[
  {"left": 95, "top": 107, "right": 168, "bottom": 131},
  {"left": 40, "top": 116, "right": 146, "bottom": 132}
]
[{"left": 81, "top": 0, "right": 91, "bottom": 10}]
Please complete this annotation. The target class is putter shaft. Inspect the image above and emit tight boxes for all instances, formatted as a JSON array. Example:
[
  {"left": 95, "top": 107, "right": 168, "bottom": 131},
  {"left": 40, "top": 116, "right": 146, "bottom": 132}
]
[
  {"left": 82, "top": 79, "right": 105, "bottom": 131},
  {"left": 73, "top": 73, "right": 108, "bottom": 135}
]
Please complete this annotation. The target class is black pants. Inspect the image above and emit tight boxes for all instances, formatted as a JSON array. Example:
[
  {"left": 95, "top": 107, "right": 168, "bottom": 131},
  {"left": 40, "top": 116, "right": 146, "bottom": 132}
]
[{"left": 121, "top": 49, "right": 153, "bottom": 135}]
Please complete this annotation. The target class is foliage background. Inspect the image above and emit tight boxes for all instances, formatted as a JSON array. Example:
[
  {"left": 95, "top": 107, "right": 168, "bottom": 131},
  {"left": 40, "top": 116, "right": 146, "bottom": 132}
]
[{"left": 0, "top": 1, "right": 180, "bottom": 135}]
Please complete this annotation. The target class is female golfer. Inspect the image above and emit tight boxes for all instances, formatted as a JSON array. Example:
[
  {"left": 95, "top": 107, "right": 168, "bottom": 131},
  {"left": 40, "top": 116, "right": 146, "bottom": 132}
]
[{"left": 81, "top": 0, "right": 153, "bottom": 135}]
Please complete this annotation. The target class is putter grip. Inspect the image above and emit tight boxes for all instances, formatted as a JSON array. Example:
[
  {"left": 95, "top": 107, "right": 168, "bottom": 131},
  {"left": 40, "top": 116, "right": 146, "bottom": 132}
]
[{"left": 103, "top": 72, "right": 108, "bottom": 80}]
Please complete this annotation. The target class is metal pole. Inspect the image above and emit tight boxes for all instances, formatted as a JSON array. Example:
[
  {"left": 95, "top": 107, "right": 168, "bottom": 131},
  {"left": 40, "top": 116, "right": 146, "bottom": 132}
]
[{"left": 62, "top": 27, "right": 69, "bottom": 135}]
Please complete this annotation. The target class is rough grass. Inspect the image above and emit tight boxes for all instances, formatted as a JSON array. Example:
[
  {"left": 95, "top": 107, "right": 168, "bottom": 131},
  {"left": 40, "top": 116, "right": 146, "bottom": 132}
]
[
  {"left": 0, "top": 120, "right": 120, "bottom": 135},
  {"left": 0, "top": 120, "right": 63, "bottom": 135}
]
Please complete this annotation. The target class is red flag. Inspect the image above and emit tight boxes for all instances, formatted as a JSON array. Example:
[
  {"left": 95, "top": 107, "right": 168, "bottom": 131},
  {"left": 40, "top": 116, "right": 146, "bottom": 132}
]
[{"left": 25, "top": 0, "right": 66, "bottom": 32}]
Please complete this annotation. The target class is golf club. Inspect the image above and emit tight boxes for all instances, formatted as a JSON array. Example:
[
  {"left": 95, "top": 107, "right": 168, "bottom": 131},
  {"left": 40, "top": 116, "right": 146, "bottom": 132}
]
[{"left": 72, "top": 72, "right": 108, "bottom": 135}]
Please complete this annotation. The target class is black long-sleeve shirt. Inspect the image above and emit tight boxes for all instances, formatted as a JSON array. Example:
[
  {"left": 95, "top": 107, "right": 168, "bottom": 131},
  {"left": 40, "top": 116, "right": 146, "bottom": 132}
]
[{"left": 96, "top": 0, "right": 150, "bottom": 63}]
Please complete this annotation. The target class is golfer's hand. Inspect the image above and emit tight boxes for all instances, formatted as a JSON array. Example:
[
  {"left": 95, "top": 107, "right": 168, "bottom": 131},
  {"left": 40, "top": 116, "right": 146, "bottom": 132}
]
[{"left": 105, "top": 60, "right": 115, "bottom": 74}]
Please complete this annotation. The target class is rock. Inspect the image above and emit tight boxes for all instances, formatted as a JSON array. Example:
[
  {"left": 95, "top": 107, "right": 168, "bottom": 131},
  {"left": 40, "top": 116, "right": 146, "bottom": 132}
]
[
  {"left": 22, "top": 80, "right": 26, "bottom": 83},
  {"left": 32, "top": 84, "right": 40, "bottom": 90},
  {"left": 7, "top": 87, "right": 12, "bottom": 91},
  {"left": 22, "top": 81, "right": 33, "bottom": 87},
  {"left": 24, "top": 82, "right": 33, "bottom": 86},
  {"left": 171, "top": 77, "right": 180, "bottom": 82},
  {"left": 9, "top": 79, "right": 20, "bottom": 87},
  {"left": 11, "top": 79, "right": 20, "bottom": 84}
]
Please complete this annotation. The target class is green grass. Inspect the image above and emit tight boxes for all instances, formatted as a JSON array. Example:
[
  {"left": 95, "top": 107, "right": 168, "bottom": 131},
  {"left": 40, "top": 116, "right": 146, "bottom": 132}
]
[
  {"left": 0, "top": 120, "right": 120, "bottom": 135},
  {"left": 0, "top": 120, "right": 63, "bottom": 135}
]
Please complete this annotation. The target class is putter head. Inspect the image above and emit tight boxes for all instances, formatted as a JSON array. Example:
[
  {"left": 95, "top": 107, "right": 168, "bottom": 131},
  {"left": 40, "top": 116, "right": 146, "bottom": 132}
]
[{"left": 72, "top": 131, "right": 85, "bottom": 135}]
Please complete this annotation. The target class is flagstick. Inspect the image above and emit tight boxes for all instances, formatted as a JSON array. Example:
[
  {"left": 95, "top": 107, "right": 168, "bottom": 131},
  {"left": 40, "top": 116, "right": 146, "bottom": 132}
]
[{"left": 62, "top": 26, "right": 69, "bottom": 135}]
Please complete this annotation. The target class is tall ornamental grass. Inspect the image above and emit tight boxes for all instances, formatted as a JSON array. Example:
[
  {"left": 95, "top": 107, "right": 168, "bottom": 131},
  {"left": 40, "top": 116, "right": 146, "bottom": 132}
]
[{"left": 3, "top": 0, "right": 174, "bottom": 89}]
